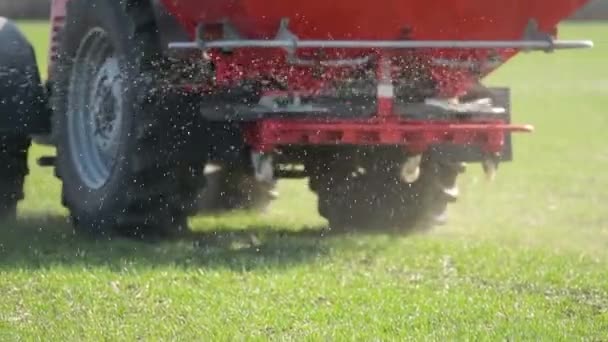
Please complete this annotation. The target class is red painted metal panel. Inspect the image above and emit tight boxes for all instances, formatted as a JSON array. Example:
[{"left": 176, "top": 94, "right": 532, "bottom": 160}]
[
  {"left": 48, "top": 0, "right": 68, "bottom": 77},
  {"left": 161, "top": 0, "right": 589, "bottom": 96},
  {"left": 243, "top": 118, "right": 533, "bottom": 154}
]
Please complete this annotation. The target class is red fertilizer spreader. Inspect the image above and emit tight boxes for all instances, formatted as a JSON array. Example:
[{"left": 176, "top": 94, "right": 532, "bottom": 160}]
[{"left": 0, "top": 0, "right": 592, "bottom": 233}]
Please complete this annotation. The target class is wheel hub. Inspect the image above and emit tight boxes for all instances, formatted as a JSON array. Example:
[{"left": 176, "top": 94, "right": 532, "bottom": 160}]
[
  {"left": 67, "top": 28, "right": 125, "bottom": 190},
  {"left": 91, "top": 59, "right": 122, "bottom": 159}
]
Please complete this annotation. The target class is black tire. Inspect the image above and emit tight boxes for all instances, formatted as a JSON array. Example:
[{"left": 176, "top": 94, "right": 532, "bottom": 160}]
[
  {"left": 197, "top": 163, "right": 277, "bottom": 212},
  {"left": 0, "top": 17, "right": 46, "bottom": 221},
  {"left": 51, "top": 0, "right": 208, "bottom": 237},
  {"left": 0, "top": 136, "right": 30, "bottom": 221},
  {"left": 316, "top": 154, "right": 463, "bottom": 232}
]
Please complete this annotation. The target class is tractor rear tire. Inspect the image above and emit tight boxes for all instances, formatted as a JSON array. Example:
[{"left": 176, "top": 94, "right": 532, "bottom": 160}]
[
  {"left": 316, "top": 154, "right": 462, "bottom": 232},
  {"left": 0, "top": 17, "right": 47, "bottom": 221},
  {"left": 0, "top": 136, "right": 30, "bottom": 221},
  {"left": 51, "top": 0, "right": 208, "bottom": 237}
]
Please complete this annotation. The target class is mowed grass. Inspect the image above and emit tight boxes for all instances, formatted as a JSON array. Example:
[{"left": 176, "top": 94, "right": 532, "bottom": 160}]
[{"left": 1, "top": 21, "right": 607, "bottom": 340}]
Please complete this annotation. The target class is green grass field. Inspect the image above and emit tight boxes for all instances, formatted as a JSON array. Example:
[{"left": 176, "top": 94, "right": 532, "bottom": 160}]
[{"left": 1, "top": 21, "right": 608, "bottom": 340}]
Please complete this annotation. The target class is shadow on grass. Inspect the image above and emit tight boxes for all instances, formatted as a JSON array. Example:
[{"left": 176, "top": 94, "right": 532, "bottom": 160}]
[{"left": 0, "top": 215, "right": 351, "bottom": 271}]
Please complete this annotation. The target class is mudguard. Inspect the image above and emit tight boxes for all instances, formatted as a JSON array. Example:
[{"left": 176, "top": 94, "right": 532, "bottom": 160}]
[{"left": 0, "top": 17, "right": 50, "bottom": 136}]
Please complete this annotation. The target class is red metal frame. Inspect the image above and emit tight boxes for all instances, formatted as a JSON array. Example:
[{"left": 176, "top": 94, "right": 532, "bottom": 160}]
[
  {"left": 244, "top": 57, "right": 534, "bottom": 154},
  {"left": 244, "top": 118, "right": 533, "bottom": 154},
  {"left": 48, "top": 0, "right": 68, "bottom": 77}
]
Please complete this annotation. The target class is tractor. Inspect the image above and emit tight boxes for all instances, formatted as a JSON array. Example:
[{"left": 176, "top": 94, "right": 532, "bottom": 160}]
[{"left": 0, "top": 0, "right": 593, "bottom": 235}]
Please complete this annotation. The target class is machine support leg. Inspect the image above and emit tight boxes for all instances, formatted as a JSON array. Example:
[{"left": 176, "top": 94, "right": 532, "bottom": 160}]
[{"left": 376, "top": 55, "right": 394, "bottom": 118}]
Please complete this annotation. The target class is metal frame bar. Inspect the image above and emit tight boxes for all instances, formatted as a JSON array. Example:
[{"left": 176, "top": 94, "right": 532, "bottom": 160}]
[
  {"left": 169, "top": 18, "right": 592, "bottom": 67},
  {"left": 169, "top": 38, "right": 593, "bottom": 52}
]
